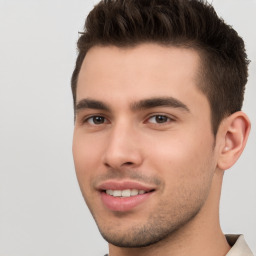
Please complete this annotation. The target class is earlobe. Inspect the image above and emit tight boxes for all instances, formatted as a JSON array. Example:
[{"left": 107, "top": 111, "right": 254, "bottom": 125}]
[{"left": 217, "top": 111, "right": 251, "bottom": 170}]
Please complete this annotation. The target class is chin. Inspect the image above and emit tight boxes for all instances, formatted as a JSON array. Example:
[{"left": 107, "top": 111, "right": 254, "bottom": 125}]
[{"left": 96, "top": 207, "right": 200, "bottom": 248}]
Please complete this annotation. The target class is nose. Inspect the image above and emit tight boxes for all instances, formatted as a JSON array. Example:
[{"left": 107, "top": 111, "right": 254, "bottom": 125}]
[{"left": 102, "top": 121, "right": 143, "bottom": 170}]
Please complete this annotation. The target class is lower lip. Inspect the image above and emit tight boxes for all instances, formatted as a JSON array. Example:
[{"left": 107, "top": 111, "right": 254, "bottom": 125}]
[{"left": 100, "top": 191, "right": 153, "bottom": 212}]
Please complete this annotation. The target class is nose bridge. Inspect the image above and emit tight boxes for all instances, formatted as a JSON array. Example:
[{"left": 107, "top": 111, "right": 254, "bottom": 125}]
[{"left": 103, "top": 118, "right": 142, "bottom": 168}]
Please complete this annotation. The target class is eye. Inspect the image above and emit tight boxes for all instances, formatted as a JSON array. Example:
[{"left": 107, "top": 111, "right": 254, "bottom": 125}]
[
  {"left": 147, "top": 115, "right": 173, "bottom": 124},
  {"left": 86, "top": 116, "right": 107, "bottom": 125}
]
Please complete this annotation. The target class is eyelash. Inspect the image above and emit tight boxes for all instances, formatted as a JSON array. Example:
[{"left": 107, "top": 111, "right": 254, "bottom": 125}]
[
  {"left": 82, "top": 115, "right": 109, "bottom": 125},
  {"left": 81, "top": 114, "right": 175, "bottom": 126},
  {"left": 146, "top": 114, "right": 175, "bottom": 125}
]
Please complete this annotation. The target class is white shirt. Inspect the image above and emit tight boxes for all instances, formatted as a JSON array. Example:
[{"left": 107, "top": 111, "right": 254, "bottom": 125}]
[{"left": 226, "top": 235, "right": 254, "bottom": 256}]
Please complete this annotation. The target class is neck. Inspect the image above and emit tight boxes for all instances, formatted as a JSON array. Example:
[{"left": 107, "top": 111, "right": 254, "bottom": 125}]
[{"left": 108, "top": 170, "right": 231, "bottom": 256}]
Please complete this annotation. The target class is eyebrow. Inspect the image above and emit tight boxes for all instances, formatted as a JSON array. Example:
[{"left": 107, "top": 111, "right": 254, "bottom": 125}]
[
  {"left": 75, "top": 97, "right": 190, "bottom": 113},
  {"left": 76, "top": 98, "right": 110, "bottom": 112},
  {"left": 131, "top": 97, "right": 190, "bottom": 112}
]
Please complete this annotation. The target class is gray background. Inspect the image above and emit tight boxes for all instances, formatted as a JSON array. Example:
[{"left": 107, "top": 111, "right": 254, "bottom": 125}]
[{"left": 0, "top": 0, "right": 255, "bottom": 255}]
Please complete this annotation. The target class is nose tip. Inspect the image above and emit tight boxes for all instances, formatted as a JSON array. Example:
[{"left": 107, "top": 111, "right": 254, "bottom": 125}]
[
  {"left": 102, "top": 126, "right": 143, "bottom": 170},
  {"left": 103, "top": 147, "right": 142, "bottom": 170}
]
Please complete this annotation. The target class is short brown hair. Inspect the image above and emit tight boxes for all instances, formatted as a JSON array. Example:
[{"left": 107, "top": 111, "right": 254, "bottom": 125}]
[{"left": 71, "top": 0, "right": 249, "bottom": 135}]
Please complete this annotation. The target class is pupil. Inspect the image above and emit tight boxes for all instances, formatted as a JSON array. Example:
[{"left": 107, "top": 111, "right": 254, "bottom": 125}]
[
  {"left": 156, "top": 115, "right": 167, "bottom": 123},
  {"left": 93, "top": 116, "right": 104, "bottom": 124}
]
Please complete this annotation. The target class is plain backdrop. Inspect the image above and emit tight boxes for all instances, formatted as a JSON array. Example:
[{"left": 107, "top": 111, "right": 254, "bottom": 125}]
[{"left": 0, "top": 0, "right": 255, "bottom": 255}]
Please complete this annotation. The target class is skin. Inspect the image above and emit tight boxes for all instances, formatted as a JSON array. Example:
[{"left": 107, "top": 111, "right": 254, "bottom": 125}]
[{"left": 72, "top": 44, "right": 250, "bottom": 256}]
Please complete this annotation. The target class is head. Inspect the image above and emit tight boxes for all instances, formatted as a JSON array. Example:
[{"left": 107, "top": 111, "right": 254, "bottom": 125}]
[{"left": 71, "top": 0, "right": 250, "bottom": 251}]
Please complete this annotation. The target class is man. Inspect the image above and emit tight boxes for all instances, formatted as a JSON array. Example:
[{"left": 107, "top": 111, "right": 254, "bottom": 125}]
[{"left": 71, "top": 0, "right": 253, "bottom": 255}]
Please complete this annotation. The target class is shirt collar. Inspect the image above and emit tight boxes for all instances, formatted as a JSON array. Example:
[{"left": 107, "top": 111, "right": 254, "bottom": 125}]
[{"left": 225, "top": 234, "right": 253, "bottom": 256}]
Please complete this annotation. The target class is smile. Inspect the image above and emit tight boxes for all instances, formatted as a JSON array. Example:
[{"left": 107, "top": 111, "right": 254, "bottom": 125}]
[
  {"left": 97, "top": 180, "right": 156, "bottom": 212},
  {"left": 101, "top": 190, "right": 154, "bottom": 212},
  {"left": 105, "top": 189, "right": 147, "bottom": 197}
]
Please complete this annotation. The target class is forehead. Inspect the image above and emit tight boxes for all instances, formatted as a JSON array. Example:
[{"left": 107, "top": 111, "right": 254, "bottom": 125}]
[{"left": 77, "top": 43, "right": 205, "bottom": 107}]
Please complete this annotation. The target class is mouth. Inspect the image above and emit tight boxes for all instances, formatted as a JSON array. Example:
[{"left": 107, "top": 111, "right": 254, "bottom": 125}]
[
  {"left": 97, "top": 181, "right": 156, "bottom": 212},
  {"left": 104, "top": 188, "right": 154, "bottom": 197}
]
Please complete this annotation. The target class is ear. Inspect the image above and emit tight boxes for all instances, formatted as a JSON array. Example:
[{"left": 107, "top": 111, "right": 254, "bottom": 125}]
[{"left": 217, "top": 111, "right": 251, "bottom": 170}]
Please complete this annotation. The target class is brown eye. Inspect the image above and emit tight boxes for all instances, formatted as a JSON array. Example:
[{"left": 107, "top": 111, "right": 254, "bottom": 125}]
[
  {"left": 87, "top": 116, "right": 106, "bottom": 125},
  {"left": 148, "top": 115, "right": 170, "bottom": 124},
  {"left": 156, "top": 115, "right": 168, "bottom": 123}
]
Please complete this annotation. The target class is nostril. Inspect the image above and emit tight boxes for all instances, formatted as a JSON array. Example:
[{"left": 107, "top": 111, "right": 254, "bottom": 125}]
[
  {"left": 103, "top": 161, "right": 134, "bottom": 168},
  {"left": 104, "top": 163, "right": 111, "bottom": 168},
  {"left": 124, "top": 162, "right": 134, "bottom": 165}
]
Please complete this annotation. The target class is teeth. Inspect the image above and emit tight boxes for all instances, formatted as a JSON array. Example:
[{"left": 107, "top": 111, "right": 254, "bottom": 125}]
[
  {"left": 106, "top": 189, "right": 113, "bottom": 196},
  {"left": 113, "top": 190, "right": 122, "bottom": 197},
  {"left": 106, "top": 189, "right": 146, "bottom": 197},
  {"left": 122, "top": 189, "right": 131, "bottom": 197},
  {"left": 131, "top": 189, "right": 139, "bottom": 196}
]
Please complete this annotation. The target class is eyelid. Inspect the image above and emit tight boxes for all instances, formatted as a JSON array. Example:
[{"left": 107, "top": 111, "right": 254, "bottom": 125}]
[
  {"left": 87, "top": 116, "right": 106, "bottom": 125},
  {"left": 80, "top": 114, "right": 110, "bottom": 125},
  {"left": 144, "top": 113, "right": 176, "bottom": 125},
  {"left": 77, "top": 112, "right": 176, "bottom": 126}
]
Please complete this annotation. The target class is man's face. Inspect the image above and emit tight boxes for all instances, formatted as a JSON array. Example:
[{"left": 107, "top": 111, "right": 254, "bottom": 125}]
[{"left": 73, "top": 44, "right": 218, "bottom": 247}]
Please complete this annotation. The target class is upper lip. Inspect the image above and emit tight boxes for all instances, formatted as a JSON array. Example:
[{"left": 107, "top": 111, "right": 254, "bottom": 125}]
[{"left": 96, "top": 180, "right": 156, "bottom": 192}]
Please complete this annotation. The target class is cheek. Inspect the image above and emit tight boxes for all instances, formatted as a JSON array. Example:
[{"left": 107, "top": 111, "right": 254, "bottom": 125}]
[
  {"left": 147, "top": 134, "right": 215, "bottom": 213},
  {"left": 72, "top": 131, "right": 104, "bottom": 185},
  {"left": 145, "top": 129, "right": 215, "bottom": 183}
]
